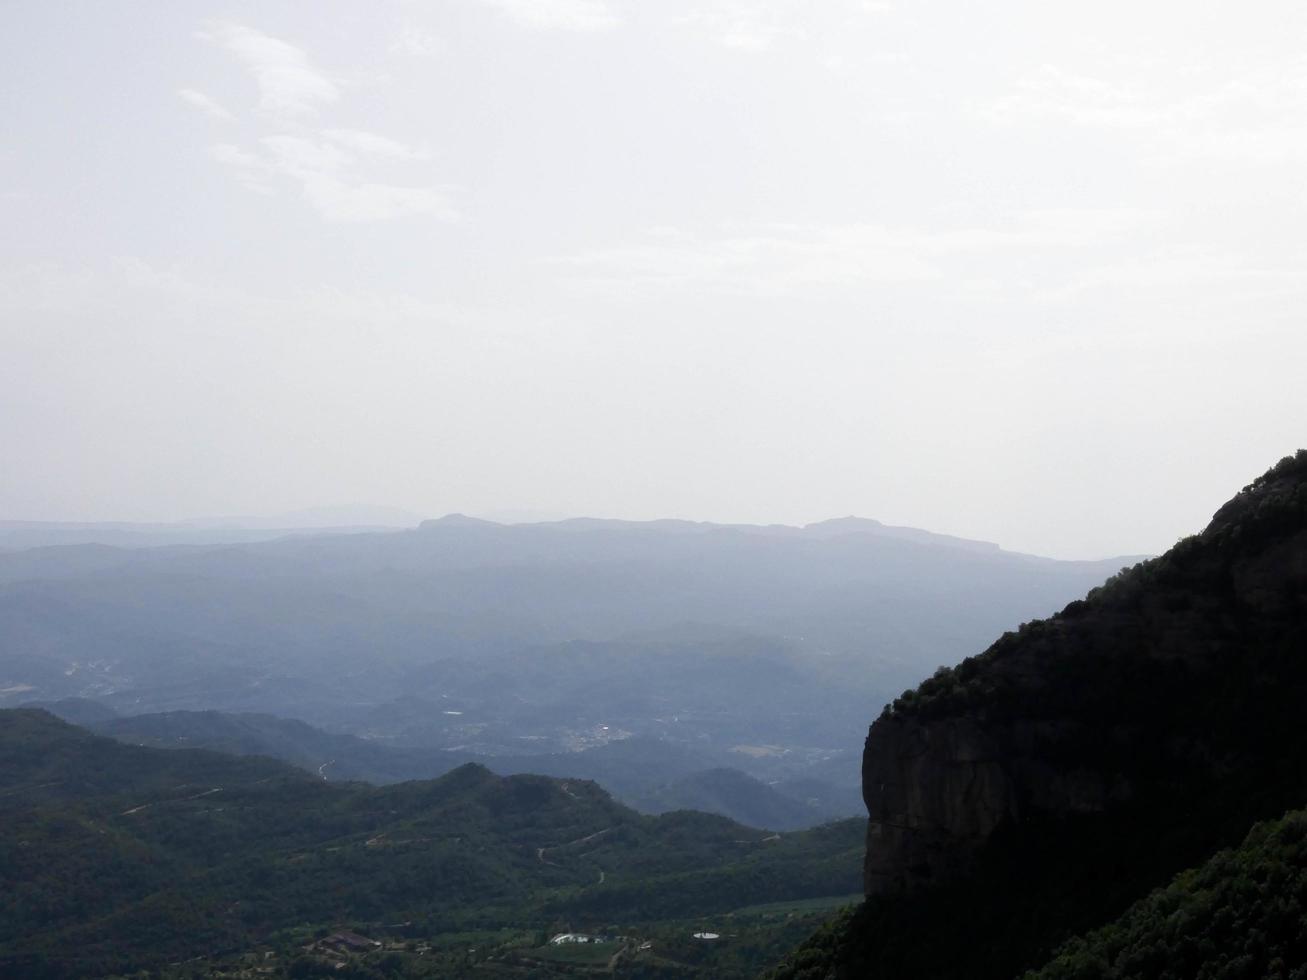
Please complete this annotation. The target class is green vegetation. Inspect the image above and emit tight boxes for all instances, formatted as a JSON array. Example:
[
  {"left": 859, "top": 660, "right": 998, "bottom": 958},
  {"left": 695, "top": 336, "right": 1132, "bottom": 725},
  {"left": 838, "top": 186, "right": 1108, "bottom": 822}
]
[
  {"left": 1027, "top": 808, "right": 1307, "bottom": 980},
  {"left": 885, "top": 449, "right": 1307, "bottom": 724},
  {"left": 728, "top": 894, "right": 861, "bottom": 917},
  {"left": 527, "top": 940, "right": 617, "bottom": 965},
  {"left": 0, "top": 710, "right": 861, "bottom": 978}
]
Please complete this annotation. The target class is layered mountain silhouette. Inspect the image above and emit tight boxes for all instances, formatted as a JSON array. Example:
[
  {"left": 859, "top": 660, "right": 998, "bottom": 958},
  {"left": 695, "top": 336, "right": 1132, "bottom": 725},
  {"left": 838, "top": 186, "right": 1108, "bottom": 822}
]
[
  {"left": 15, "top": 461, "right": 1304, "bottom": 978},
  {"left": 0, "top": 512, "right": 1134, "bottom": 846},
  {"left": 24, "top": 703, "right": 854, "bottom": 831}
]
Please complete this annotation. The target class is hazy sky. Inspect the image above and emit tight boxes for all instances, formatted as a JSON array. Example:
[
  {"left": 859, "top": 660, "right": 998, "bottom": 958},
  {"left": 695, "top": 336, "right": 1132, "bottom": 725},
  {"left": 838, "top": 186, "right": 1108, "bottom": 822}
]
[{"left": 2, "top": 1, "right": 1304, "bottom": 558}]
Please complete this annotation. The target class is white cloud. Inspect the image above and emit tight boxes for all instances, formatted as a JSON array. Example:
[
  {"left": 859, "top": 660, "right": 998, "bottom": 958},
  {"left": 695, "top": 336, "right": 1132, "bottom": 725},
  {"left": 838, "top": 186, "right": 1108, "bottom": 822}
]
[
  {"left": 676, "top": 3, "right": 797, "bottom": 51},
  {"left": 208, "top": 143, "right": 274, "bottom": 193},
  {"left": 1184, "top": 127, "right": 1307, "bottom": 165},
  {"left": 196, "top": 23, "right": 454, "bottom": 223},
  {"left": 549, "top": 211, "right": 1156, "bottom": 296},
  {"left": 322, "top": 129, "right": 431, "bottom": 161},
  {"left": 674, "top": 0, "right": 892, "bottom": 51},
  {"left": 980, "top": 60, "right": 1307, "bottom": 163},
  {"left": 260, "top": 134, "right": 351, "bottom": 178},
  {"left": 1039, "top": 245, "right": 1307, "bottom": 302},
  {"left": 477, "top": 0, "right": 618, "bottom": 32},
  {"left": 112, "top": 256, "right": 194, "bottom": 292},
  {"left": 981, "top": 65, "right": 1156, "bottom": 129},
  {"left": 552, "top": 225, "right": 938, "bottom": 293},
  {"left": 177, "top": 88, "right": 236, "bottom": 121},
  {"left": 210, "top": 135, "right": 456, "bottom": 222},
  {"left": 298, "top": 178, "right": 458, "bottom": 223},
  {"left": 390, "top": 26, "right": 440, "bottom": 57},
  {"left": 200, "top": 21, "right": 339, "bottom": 116}
]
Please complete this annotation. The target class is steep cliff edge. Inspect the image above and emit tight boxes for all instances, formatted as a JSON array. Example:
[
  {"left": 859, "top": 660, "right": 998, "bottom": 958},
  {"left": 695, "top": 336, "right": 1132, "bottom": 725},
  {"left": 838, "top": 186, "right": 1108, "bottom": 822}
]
[
  {"left": 772, "top": 451, "right": 1307, "bottom": 979},
  {"left": 863, "top": 451, "right": 1307, "bottom": 901}
]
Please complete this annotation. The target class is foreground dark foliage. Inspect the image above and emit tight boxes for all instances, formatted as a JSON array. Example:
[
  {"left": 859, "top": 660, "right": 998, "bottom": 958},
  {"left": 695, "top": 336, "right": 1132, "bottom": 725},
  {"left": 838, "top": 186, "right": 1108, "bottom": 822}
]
[{"left": 772, "top": 451, "right": 1307, "bottom": 980}]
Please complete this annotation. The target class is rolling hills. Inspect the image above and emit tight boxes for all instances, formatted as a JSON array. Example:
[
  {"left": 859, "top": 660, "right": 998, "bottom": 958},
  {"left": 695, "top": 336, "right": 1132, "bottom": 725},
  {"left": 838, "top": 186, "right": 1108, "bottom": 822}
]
[
  {"left": 25, "top": 702, "right": 854, "bottom": 831},
  {"left": 0, "top": 514, "right": 1134, "bottom": 847},
  {"left": 0, "top": 708, "right": 864, "bottom": 978}
]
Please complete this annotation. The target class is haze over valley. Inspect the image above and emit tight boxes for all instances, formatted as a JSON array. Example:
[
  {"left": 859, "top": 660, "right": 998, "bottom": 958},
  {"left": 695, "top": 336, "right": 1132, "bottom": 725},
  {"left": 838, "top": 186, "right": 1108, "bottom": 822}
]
[
  {"left": 5, "top": 1, "right": 1307, "bottom": 976},
  {"left": 5, "top": 512, "right": 1136, "bottom": 830}
]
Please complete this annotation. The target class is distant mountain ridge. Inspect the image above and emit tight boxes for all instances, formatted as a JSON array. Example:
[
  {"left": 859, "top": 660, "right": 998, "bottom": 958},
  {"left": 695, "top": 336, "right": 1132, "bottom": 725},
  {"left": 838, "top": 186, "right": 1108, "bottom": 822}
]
[
  {"left": 4, "top": 511, "right": 1138, "bottom": 561},
  {"left": 421, "top": 512, "right": 1101, "bottom": 560},
  {"left": 0, "top": 511, "right": 1135, "bottom": 792}
]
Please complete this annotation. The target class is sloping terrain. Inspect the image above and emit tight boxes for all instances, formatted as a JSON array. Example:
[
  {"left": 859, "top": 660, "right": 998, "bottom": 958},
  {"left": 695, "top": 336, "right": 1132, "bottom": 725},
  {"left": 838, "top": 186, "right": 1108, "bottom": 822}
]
[
  {"left": 1026, "top": 806, "right": 1307, "bottom": 979},
  {"left": 22, "top": 705, "right": 855, "bottom": 829},
  {"left": 772, "top": 450, "right": 1307, "bottom": 979},
  {"left": 0, "top": 709, "right": 862, "bottom": 978}
]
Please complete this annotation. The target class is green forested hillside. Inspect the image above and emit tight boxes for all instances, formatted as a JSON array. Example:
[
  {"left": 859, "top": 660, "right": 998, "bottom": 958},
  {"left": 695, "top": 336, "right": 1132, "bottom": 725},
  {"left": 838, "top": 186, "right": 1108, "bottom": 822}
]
[
  {"left": 0, "top": 710, "right": 862, "bottom": 978},
  {"left": 1026, "top": 808, "right": 1307, "bottom": 980},
  {"left": 47, "top": 705, "right": 858, "bottom": 830}
]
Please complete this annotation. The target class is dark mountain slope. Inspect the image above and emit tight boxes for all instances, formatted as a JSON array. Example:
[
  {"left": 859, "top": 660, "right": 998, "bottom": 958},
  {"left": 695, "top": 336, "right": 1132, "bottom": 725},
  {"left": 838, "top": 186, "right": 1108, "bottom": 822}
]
[
  {"left": 0, "top": 707, "right": 301, "bottom": 811},
  {"left": 17, "top": 697, "right": 118, "bottom": 726},
  {"left": 771, "top": 450, "right": 1307, "bottom": 979},
  {"left": 85, "top": 708, "right": 432, "bottom": 783},
  {"left": 0, "top": 710, "right": 863, "bottom": 978},
  {"left": 1025, "top": 806, "right": 1307, "bottom": 979}
]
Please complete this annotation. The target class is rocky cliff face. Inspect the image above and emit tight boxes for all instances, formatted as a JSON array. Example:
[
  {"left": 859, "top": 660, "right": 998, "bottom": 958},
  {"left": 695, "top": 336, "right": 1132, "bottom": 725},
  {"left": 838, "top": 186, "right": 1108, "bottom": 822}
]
[
  {"left": 861, "top": 452, "right": 1307, "bottom": 897},
  {"left": 863, "top": 716, "right": 1014, "bottom": 891}
]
